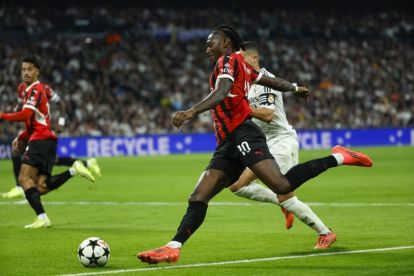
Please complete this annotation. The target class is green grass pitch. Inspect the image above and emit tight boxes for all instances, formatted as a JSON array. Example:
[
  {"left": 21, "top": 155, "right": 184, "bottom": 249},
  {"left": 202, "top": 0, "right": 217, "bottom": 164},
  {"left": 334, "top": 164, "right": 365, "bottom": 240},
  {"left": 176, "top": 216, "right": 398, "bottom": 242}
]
[{"left": 0, "top": 146, "right": 413, "bottom": 275}]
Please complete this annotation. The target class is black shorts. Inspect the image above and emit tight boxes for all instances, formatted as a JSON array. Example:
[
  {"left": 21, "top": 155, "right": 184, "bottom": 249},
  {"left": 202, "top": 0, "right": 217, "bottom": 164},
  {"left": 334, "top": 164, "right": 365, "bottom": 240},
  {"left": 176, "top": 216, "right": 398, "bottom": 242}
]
[
  {"left": 22, "top": 139, "right": 57, "bottom": 177},
  {"left": 206, "top": 120, "right": 274, "bottom": 184}
]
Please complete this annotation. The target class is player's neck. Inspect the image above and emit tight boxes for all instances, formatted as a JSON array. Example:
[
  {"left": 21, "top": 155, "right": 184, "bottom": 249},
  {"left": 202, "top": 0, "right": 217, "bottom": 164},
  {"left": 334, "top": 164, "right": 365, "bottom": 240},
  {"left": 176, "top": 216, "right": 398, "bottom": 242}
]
[
  {"left": 252, "top": 63, "right": 261, "bottom": 71},
  {"left": 25, "top": 79, "right": 38, "bottom": 86}
]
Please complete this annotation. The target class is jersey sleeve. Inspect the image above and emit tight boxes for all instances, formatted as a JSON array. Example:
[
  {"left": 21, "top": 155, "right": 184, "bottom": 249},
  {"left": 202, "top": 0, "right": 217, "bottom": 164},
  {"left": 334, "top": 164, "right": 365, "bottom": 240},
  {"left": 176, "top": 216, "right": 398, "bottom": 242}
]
[
  {"left": 258, "top": 89, "right": 277, "bottom": 109},
  {"left": 246, "top": 63, "right": 263, "bottom": 84},
  {"left": 216, "top": 54, "right": 238, "bottom": 82},
  {"left": 257, "top": 71, "right": 277, "bottom": 109},
  {"left": 17, "top": 83, "right": 26, "bottom": 101},
  {"left": 44, "top": 85, "right": 60, "bottom": 103}
]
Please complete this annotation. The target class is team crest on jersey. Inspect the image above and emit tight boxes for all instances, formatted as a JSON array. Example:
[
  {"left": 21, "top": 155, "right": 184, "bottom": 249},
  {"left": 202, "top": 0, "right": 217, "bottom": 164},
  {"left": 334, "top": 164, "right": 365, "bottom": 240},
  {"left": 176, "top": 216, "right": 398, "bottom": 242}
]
[
  {"left": 267, "top": 94, "right": 276, "bottom": 104},
  {"left": 222, "top": 63, "right": 233, "bottom": 75},
  {"left": 27, "top": 96, "right": 36, "bottom": 105}
]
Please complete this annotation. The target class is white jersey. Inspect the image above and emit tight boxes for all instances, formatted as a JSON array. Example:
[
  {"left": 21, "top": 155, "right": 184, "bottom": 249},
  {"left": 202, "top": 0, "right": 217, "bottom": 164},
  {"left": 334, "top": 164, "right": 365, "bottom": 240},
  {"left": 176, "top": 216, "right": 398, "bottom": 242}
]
[{"left": 248, "top": 68, "right": 297, "bottom": 142}]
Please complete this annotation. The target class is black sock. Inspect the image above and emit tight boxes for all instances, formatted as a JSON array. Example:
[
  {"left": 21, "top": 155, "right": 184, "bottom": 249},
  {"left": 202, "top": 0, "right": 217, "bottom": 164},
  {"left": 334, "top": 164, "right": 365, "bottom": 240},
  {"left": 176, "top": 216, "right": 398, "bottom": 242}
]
[
  {"left": 46, "top": 171, "right": 73, "bottom": 191},
  {"left": 55, "top": 157, "right": 80, "bottom": 167},
  {"left": 12, "top": 155, "right": 22, "bottom": 186},
  {"left": 172, "top": 201, "right": 208, "bottom": 244},
  {"left": 24, "top": 187, "right": 45, "bottom": 215},
  {"left": 285, "top": 156, "right": 338, "bottom": 191}
]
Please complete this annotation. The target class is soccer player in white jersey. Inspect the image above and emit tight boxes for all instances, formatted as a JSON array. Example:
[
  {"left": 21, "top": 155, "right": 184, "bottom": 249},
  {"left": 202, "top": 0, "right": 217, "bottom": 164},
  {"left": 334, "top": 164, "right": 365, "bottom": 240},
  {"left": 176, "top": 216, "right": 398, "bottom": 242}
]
[{"left": 228, "top": 41, "right": 336, "bottom": 249}]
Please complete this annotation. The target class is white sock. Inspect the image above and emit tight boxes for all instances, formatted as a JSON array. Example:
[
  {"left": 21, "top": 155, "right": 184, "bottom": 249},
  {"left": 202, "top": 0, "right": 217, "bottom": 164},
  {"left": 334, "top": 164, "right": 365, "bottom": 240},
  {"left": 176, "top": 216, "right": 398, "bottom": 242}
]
[
  {"left": 234, "top": 183, "right": 279, "bottom": 205},
  {"left": 38, "top": 213, "right": 48, "bottom": 220},
  {"left": 280, "top": 196, "right": 330, "bottom": 235},
  {"left": 332, "top": 153, "right": 344, "bottom": 165},
  {"left": 69, "top": 168, "right": 76, "bottom": 176},
  {"left": 167, "top": 241, "right": 182, "bottom": 249}
]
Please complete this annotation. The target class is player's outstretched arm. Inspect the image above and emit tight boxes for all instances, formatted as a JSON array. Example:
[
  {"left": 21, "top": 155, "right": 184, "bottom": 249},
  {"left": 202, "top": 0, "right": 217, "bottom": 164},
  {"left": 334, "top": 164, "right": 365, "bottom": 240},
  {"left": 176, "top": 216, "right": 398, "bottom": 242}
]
[
  {"left": 172, "top": 78, "right": 233, "bottom": 128},
  {"left": 257, "top": 75, "right": 311, "bottom": 100},
  {"left": 0, "top": 108, "right": 34, "bottom": 122}
]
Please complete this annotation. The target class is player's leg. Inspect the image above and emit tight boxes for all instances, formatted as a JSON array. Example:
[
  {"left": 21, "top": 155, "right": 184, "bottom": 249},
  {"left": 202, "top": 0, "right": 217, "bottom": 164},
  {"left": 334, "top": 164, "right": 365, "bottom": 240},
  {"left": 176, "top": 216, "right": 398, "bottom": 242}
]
[
  {"left": 54, "top": 156, "right": 80, "bottom": 166},
  {"left": 137, "top": 143, "right": 240, "bottom": 264},
  {"left": 55, "top": 157, "right": 101, "bottom": 178},
  {"left": 274, "top": 139, "right": 335, "bottom": 246},
  {"left": 2, "top": 139, "right": 26, "bottom": 199},
  {"left": 19, "top": 140, "right": 57, "bottom": 228},
  {"left": 35, "top": 160, "right": 95, "bottom": 195},
  {"left": 18, "top": 164, "right": 51, "bottom": 228},
  {"left": 137, "top": 169, "right": 230, "bottom": 264},
  {"left": 229, "top": 168, "right": 279, "bottom": 204},
  {"left": 229, "top": 136, "right": 297, "bottom": 205}
]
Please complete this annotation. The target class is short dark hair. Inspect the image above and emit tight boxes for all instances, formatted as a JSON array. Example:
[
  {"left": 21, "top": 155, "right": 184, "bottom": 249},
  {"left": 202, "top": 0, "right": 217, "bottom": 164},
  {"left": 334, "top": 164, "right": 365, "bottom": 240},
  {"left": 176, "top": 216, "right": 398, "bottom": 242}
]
[
  {"left": 213, "top": 25, "right": 245, "bottom": 51},
  {"left": 243, "top": 41, "right": 260, "bottom": 54},
  {"left": 22, "top": 56, "right": 41, "bottom": 70}
]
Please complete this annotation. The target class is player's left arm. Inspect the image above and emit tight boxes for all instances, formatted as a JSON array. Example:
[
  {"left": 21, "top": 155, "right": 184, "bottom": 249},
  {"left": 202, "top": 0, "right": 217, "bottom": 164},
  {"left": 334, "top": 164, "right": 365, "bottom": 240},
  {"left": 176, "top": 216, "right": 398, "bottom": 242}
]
[
  {"left": 257, "top": 75, "right": 310, "bottom": 99},
  {"left": 49, "top": 91, "right": 67, "bottom": 129},
  {"left": 173, "top": 78, "right": 233, "bottom": 128}
]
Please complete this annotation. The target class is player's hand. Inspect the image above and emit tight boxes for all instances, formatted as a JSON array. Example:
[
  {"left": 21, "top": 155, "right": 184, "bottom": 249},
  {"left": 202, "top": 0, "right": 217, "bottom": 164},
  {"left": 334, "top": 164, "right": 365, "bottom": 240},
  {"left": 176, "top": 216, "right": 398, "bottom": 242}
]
[
  {"left": 172, "top": 109, "right": 196, "bottom": 128},
  {"left": 12, "top": 137, "right": 20, "bottom": 151},
  {"left": 294, "top": 86, "right": 311, "bottom": 102}
]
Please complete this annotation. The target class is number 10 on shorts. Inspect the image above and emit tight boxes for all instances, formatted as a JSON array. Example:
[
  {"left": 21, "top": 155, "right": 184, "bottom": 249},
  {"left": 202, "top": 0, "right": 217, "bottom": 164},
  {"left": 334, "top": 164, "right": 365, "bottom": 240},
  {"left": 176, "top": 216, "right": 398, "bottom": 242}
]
[{"left": 237, "top": 141, "right": 251, "bottom": 156}]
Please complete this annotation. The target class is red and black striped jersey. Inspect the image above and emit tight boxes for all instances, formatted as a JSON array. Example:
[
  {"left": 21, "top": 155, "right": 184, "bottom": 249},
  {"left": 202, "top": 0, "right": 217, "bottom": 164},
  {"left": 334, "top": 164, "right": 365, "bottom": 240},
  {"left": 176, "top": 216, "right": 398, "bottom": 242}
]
[
  {"left": 17, "top": 82, "right": 59, "bottom": 103},
  {"left": 22, "top": 81, "right": 57, "bottom": 141},
  {"left": 209, "top": 51, "right": 262, "bottom": 144}
]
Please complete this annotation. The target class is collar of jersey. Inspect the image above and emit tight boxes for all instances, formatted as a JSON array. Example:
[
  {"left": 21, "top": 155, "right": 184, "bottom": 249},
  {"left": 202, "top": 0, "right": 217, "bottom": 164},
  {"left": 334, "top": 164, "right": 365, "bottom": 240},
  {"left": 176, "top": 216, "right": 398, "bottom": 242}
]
[{"left": 25, "top": 80, "right": 40, "bottom": 92}]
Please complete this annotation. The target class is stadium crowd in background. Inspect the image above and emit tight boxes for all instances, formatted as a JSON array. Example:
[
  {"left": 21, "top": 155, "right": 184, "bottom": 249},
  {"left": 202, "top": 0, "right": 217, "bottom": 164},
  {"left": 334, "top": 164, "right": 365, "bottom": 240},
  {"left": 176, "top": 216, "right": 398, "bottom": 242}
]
[{"left": 0, "top": 6, "right": 413, "bottom": 140}]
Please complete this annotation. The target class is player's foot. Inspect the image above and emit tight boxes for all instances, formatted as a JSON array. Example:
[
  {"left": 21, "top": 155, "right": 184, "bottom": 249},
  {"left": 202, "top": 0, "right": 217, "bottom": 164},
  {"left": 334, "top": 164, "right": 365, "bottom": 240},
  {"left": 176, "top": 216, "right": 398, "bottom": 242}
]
[
  {"left": 2, "top": 186, "right": 25, "bottom": 199},
  {"left": 137, "top": 245, "right": 180, "bottom": 264},
  {"left": 72, "top": 160, "right": 95, "bottom": 182},
  {"left": 332, "top": 145, "right": 373, "bottom": 167},
  {"left": 314, "top": 231, "right": 336, "bottom": 249},
  {"left": 24, "top": 217, "right": 51, "bottom": 229},
  {"left": 87, "top": 158, "right": 102, "bottom": 178},
  {"left": 281, "top": 207, "right": 294, "bottom": 230}
]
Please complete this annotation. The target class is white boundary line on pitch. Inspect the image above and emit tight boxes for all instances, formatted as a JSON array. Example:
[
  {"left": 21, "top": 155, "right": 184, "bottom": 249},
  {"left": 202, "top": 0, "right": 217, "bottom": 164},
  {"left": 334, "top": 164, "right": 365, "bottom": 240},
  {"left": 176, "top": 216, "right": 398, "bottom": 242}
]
[
  {"left": 58, "top": 245, "right": 414, "bottom": 276},
  {"left": 1, "top": 200, "right": 413, "bottom": 207}
]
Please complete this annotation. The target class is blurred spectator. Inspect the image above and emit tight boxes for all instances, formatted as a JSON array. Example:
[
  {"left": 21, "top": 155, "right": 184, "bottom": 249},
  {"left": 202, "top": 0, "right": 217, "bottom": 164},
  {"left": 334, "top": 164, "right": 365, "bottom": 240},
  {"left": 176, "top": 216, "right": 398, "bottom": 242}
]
[{"left": 0, "top": 6, "right": 412, "bottom": 140}]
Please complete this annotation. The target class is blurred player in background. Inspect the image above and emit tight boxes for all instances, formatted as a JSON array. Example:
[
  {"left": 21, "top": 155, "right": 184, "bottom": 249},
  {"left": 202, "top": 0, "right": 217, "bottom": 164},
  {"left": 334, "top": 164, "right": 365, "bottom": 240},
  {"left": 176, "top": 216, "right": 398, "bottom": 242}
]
[
  {"left": 0, "top": 56, "right": 96, "bottom": 228},
  {"left": 2, "top": 75, "right": 101, "bottom": 199},
  {"left": 137, "top": 25, "right": 373, "bottom": 264},
  {"left": 228, "top": 41, "right": 335, "bottom": 249}
]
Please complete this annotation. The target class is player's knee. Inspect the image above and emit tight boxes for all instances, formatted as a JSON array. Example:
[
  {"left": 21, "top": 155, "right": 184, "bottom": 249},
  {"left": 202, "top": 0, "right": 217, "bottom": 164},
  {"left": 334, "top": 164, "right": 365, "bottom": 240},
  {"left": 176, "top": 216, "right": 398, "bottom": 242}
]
[
  {"left": 18, "top": 174, "right": 30, "bottom": 189},
  {"left": 188, "top": 192, "right": 209, "bottom": 204},
  {"left": 269, "top": 179, "right": 291, "bottom": 195},
  {"left": 36, "top": 181, "right": 49, "bottom": 195}
]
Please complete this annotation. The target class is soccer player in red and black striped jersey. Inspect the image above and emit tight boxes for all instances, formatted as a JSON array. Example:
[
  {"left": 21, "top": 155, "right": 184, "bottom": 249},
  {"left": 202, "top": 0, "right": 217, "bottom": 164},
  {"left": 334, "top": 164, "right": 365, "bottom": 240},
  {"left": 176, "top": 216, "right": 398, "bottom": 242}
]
[
  {"left": 2, "top": 81, "right": 101, "bottom": 199},
  {"left": 137, "top": 25, "right": 373, "bottom": 264},
  {"left": 0, "top": 56, "right": 95, "bottom": 228}
]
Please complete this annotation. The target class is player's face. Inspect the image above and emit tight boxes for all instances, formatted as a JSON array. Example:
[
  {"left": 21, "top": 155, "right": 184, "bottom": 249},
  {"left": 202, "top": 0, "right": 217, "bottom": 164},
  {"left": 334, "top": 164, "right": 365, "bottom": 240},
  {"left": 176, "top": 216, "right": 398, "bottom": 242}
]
[
  {"left": 242, "top": 50, "right": 258, "bottom": 67},
  {"left": 21, "top": 62, "right": 39, "bottom": 84},
  {"left": 206, "top": 33, "right": 224, "bottom": 64}
]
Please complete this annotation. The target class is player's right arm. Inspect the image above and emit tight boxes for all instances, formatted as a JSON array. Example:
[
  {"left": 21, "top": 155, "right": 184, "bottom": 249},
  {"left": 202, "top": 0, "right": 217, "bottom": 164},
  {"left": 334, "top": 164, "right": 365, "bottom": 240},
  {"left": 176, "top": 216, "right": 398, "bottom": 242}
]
[
  {"left": 0, "top": 108, "right": 33, "bottom": 122},
  {"left": 251, "top": 107, "right": 273, "bottom": 123},
  {"left": 173, "top": 78, "right": 233, "bottom": 128}
]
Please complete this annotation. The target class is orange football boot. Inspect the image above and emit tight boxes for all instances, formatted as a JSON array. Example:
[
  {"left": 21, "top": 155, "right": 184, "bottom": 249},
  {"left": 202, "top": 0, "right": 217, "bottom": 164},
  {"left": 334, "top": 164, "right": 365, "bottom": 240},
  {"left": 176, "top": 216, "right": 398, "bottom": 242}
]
[
  {"left": 314, "top": 231, "right": 337, "bottom": 249},
  {"left": 281, "top": 207, "right": 294, "bottom": 229},
  {"left": 331, "top": 145, "right": 373, "bottom": 167},
  {"left": 137, "top": 245, "right": 180, "bottom": 264}
]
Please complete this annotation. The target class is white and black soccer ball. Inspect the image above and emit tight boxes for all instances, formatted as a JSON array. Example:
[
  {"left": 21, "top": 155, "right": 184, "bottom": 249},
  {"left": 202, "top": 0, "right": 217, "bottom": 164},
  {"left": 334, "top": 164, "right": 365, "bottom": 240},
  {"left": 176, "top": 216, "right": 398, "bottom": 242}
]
[{"left": 77, "top": 237, "right": 110, "bottom": 267}]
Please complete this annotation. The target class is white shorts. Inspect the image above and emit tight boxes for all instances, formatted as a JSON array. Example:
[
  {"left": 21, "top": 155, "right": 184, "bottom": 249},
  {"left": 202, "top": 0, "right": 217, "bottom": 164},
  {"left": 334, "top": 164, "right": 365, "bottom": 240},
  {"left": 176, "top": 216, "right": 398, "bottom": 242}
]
[{"left": 267, "top": 135, "right": 299, "bottom": 174}]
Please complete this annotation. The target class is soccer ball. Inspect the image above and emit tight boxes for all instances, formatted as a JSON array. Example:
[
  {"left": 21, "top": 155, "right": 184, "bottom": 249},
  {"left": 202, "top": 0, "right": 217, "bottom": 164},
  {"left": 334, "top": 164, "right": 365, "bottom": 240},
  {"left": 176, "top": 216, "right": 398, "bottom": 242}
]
[{"left": 77, "top": 237, "right": 110, "bottom": 267}]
